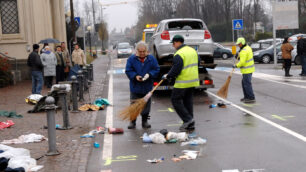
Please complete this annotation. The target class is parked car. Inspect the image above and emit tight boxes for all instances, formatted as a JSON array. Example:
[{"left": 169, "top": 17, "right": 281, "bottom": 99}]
[
  {"left": 213, "top": 43, "right": 233, "bottom": 59},
  {"left": 288, "top": 33, "right": 306, "bottom": 42},
  {"left": 253, "top": 43, "right": 282, "bottom": 64},
  {"left": 116, "top": 42, "right": 133, "bottom": 58},
  {"left": 250, "top": 38, "right": 283, "bottom": 52},
  {"left": 277, "top": 42, "right": 300, "bottom": 65}
]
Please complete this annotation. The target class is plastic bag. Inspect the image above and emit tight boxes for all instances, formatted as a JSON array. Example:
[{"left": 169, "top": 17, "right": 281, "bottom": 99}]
[
  {"left": 25, "top": 94, "right": 43, "bottom": 104},
  {"left": 166, "top": 132, "right": 187, "bottom": 142},
  {"left": 149, "top": 133, "right": 166, "bottom": 144},
  {"left": 180, "top": 137, "right": 207, "bottom": 146}
]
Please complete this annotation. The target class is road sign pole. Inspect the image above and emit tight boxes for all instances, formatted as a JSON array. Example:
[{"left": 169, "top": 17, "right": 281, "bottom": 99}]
[
  {"left": 232, "top": 20, "right": 235, "bottom": 43},
  {"left": 272, "top": 2, "right": 277, "bottom": 68}
]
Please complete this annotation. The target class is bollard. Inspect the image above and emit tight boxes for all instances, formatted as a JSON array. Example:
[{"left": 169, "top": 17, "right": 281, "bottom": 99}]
[
  {"left": 86, "top": 64, "right": 92, "bottom": 85},
  {"left": 57, "top": 85, "right": 72, "bottom": 130},
  {"left": 45, "top": 96, "right": 60, "bottom": 156},
  {"left": 77, "top": 70, "right": 84, "bottom": 101},
  {"left": 83, "top": 66, "right": 89, "bottom": 91},
  {"left": 71, "top": 75, "right": 79, "bottom": 113},
  {"left": 90, "top": 63, "right": 94, "bottom": 81}
]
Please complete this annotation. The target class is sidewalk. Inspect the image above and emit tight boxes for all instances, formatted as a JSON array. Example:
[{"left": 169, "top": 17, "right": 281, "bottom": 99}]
[{"left": 0, "top": 54, "right": 110, "bottom": 172}]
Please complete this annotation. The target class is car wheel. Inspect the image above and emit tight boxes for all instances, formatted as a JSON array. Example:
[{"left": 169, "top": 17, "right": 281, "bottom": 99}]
[
  {"left": 294, "top": 56, "right": 301, "bottom": 65},
  {"left": 221, "top": 53, "right": 229, "bottom": 60},
  {"left": 262, "top": 55, "right": 271, "bottom": 64}
]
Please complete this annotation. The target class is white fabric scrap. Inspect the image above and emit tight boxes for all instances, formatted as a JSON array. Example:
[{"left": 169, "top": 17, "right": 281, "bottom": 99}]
[{"left": 1, "top": 133, "right": 46, "bottom": 145}]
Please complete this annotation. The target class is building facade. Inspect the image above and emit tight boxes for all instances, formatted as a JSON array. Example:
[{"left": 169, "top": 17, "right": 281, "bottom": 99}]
[{"left": 0, "top": 0, "right": 66, "bottom": 80}]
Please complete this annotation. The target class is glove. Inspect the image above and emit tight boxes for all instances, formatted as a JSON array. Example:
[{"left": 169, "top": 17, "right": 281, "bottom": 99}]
[
  {"left": 162, "top": 74, "right": 168, "bottom": 80},
  {"left": 232, "top": 65, "right": 237, "bottom": 68},
  {"left": 142, "top": 73, "right": 150, "bottom": 81}
]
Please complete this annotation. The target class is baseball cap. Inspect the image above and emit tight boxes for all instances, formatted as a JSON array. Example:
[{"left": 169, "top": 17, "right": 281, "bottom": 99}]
[
  {"left": 236, "top": 37, "right": 246, "bottom": 45},
  {"left": 171, "top": 35, "right": 184, "bottom": 43}
]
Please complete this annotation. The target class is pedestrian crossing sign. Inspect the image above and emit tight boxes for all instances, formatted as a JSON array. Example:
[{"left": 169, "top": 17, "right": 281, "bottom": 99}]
[{"left": 233, "top": 19, "right": 243, "bottom": 30}]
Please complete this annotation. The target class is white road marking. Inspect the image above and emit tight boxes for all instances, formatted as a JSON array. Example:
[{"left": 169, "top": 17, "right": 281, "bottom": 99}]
[
  {"left": 207, "top": 91, "right": 306, "bottom": 142},
  {"left": 102, "top": 73, "right": 113, "bottom": 161}
]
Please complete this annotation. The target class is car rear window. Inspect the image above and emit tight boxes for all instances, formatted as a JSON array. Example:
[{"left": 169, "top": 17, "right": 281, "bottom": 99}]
[
  {"left": 167, "top": 21, "right": 205, "bottom": 30},
  {"left": 118, "top": 43, "right": 130, "bottom": 49}
]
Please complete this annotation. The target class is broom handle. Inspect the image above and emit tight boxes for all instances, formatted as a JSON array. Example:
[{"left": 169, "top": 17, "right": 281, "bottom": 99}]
[
  {"left": 151, "top": 79, "right": 164, "bottom": 93},
  {"left": 230, "top": 52, "right": 240, "bottom": 77}
]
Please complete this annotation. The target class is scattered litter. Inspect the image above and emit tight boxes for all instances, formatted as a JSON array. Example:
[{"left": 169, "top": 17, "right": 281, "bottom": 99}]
[
  {"left": 142, "top": 144, "right": 151, "bottom": 148},
  {"left": 25, "top": 94, "right": 43, "bottom": 105},
  {"left": 0, "top": 111, "right": 23, "bottom": 118},
  {"left": 81, "top": 127, "right": 106, "bottom": 138},
  {"left": 1, "top": 134, "right": 46, "bottom": 145},
  {"left": 0, "top": 144, "right": 44, "bottom": 171},
  {"left": 217, "top": 103, "right": 227, "bottom": 108},
  {"left": 94, "top": 98, "right": 110, "bottom": 107},
  {"left": 222, "top": 170, "right": 240, "bottom": 172},
  {"left": 165, "top": 139, "right": 177, "bottom": 144},
  {"left": 146, "top": 157, "right": 164, "bottom": 164},
  {"left": 166, "top": 132, "right": 188, "bottom": 142},
  {"left": 181, "top": 137, "right": 207, "bottom": 146},
  {"left": 159, "top": 129, "right": 168, "bottom": 137},
  {"left": 93, "top": 142, "right": 100, "bottom": 148},
  {"left": 209, "top": 104, "right": 217, "bottom": 108},
  {"left": 0, "top": 120, "right": 14, "bottom": 130},
  {"left": 188, "top": 132, "right": 197, "bottom": 139},
  {"left": 43, "top": 124, "right": 62, "bottom": 130},
  {"left": 182, "top": 150, "right": 199, "bottom": 159},
  {"left": 108, "top": 127, "right": 124, "bottom": 134},
  {"left": 171, "top": 157, "right": 182, "bottom": 162},
  {"left": 79, "top": 104, "right": 105, "bottom": 111},
  {"left": 142, "top": 133, "right": 152, "bottom": 143},
  {"left": 243, "top": 169, "right": 265, "bottom": 172},
  {"left": 149, "top": 133, "right": 166, "bottom": 144}
]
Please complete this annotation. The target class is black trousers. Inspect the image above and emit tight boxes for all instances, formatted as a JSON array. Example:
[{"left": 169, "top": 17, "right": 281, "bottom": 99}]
[
  {"left": 45, "top": 76, "right": 53, "bottom": 88},
  {"left": 56, "top": 65, "right": 65, "bottom": 84},
  {"left": 171, "top": 87, "right": 194, "bottom": 123},
  {"left": 130, "top": 92, "right": 151, "bottom": 121}
]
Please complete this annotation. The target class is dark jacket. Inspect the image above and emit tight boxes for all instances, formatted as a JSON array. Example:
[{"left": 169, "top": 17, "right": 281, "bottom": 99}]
[
  {"left": 297, "top": 38, "right": 306, "bottom": 56},
  {"left": 125, "top": 54, "right": 160, "bottom": 94},
  {"left": 27, "top": 51, "right": 43, "bottom": 71}
]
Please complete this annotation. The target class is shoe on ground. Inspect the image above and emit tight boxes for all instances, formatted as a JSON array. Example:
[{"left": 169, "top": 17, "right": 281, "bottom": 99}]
[
  {"left": 142, "top": 121, "right": 151, "bottom": 129},
  {"left": 243, "top": 99, "right": 256, "bottom": 104},
  {"left": 128, "top": 121, "right": 136, "bottom": 129},
  {"left": 300, "top": 74, "right": 306, "bottom": 76},
  {"left": 179, "top": 120, "right": 195, "bottom": 132},
  {"left": 285, "top": 74, "right": 293, "bottom": 77},
  {"left": 240, "top": 98, "right": 246, "bottom": 102}
]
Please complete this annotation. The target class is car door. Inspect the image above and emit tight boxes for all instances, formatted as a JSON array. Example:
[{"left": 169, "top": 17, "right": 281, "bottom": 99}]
[
  {"left": 213, "top": 44, "right": 220, "bottom": 57},
  {"left": 151, "top": 23, "right": 163, "bottom": 51}
]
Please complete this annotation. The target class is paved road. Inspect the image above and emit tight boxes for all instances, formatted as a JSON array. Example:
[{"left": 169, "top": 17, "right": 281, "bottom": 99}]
[{"left": 87, "top": 56, "right": 306, "bottom": 172}]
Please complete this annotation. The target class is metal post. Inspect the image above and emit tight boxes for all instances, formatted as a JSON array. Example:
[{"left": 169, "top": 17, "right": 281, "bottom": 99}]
[
  {"left": 57, "top": 85, "right": 72, "bottom": 130},
  {"left": 45, "top": 96, "right": 60, "bottom": 156},
  {"left": 71, "top": 76, "right": 79, "bottom": 113},
  {"left": 83, "top": 66, "right": 89, "bottom": 91},
  {"left": 86, "top": 64, "right": 92, "bottom": 85},
  {"left": 77, "top": 70, "right": 84, "bottom": 101},
  {"left": 232, "top": 20, "right": 235, "bottom": 43},
  {"left": 90, "top": 63, "right": 94, "bottom": 81}
]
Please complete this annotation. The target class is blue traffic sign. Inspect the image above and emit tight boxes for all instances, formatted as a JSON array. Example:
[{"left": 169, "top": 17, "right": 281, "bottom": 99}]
[
  {"left": 233, "top": 19, "right": 243, "bottom": 30},
  {"left": 74, "top": 17, "right": 81, "bottom": 28}
]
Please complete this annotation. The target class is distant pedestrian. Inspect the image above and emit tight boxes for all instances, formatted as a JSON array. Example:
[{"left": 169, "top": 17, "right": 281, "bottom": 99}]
[
  {"left": 162, "top": 35, "right": 199, "bottom": 131},
  {"left": 297, "top": 35, "right": 306, "bottom": 76},
  {"left": 40, "top": 43, "right": 48, "bottom": 55},
  {"left": 72, "top": 44, "right": 86, "bottom": 68},
  {"left": 41, "top": 46, "right": 57, "bottom": 88},
  {"left": 55, "top": 46, "right": 66, "bottom": 83},
  {"left": 61, "top": 42, "right": 72, "bottom": 80},
  {"left": 233, "top": 37, "right": 256, "bottom": 103},
  {"left": 125, "top": 41, "right": 160, "bottom": 129},
  {"left": 27, "top": 44, "right": 44, "bottom": 94},
  {"left": 281, "top": 37, "right": 294, "bottom": 77}
]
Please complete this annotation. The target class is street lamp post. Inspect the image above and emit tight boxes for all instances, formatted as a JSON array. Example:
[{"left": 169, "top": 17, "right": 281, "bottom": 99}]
[{"left": 87, "top": 26, "right": 92, "bottom": 56}]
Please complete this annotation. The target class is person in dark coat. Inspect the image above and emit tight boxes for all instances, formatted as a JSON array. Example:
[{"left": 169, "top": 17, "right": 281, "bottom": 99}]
[
  {"left": 27, "top": 44, "right": 44, "bottom": 94},
  {"left": 55, "top": 46, "right": 66, "bottom": 83},
  {"left": 281, "top": 37, "right": 294, "bottom": 77},
  {"left": 125, "top": 41, "right": 160, "bottom": 129},
  {"left": 297, "top": 35, "right": 306, "bottom": 76}
]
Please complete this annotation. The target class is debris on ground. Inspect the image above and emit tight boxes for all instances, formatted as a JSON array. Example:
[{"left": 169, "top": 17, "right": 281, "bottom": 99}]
[
  {"left": 142, "top": 133, "right": 152, "bottom": 143},
  {"left": 180, "top": 137, "right": 207, "bottom": 146},
  {"left": 0, "top": 144, "right": 44, "bottom": 172},
  {"left": 79, "top": 104, "right": 105, "bottom": 111},
  {"left": 1, "top": 134, "right": 46, "bottom": 145},
  {"left": 146, "top": 157, "right": 164, "bottom": 163},
  {"left": 93, "top": 142, "right": 100, "bottom": 148},
  {"left": 0, "top": 120, "right": 14, "bottom": 130},
  {"left": 25, "top": 94, "right": 43, "bottom": 105},
  {"left": 149, "top": 133, "right": 166, "bottom": 144},
  {"left": 108, "top": 127, "right": 124, "bottom": 134},
  {"left": 0, "top": 111, "right": 23, "bottom": 118},
  {"left": 209, "top": 104, "right": 217, "bottom": 108},
  {"left": 81, "top": 127, "right": 106, "bottom": 138},
  {"left": 217, "top": 103, "right": 227, "bottom": 108},
  {"left": 166, "top": 132, "right": 188, "bottom": 142},
  {"left": 94, "top": 98, "right": 110, "bottom": 107}
]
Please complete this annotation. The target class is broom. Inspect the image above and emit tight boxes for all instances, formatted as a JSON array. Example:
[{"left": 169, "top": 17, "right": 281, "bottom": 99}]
[
  {"left": 217, "top": 55, "right": 239, "bottom": 99},
  {"left": 118, "top": 79, "right": 164, "bottom": 121}
]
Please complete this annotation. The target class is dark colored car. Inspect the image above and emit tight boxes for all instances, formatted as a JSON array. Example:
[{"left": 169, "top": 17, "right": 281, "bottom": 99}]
[
  {"left": 213, "top": 43, "right": 233, "bottom": 59},
  {"left": 253, "top": 43, "right": 282, "bottom": 64}
]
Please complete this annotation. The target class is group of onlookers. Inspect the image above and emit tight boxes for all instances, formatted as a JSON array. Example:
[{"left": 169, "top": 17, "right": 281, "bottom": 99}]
[{"left": 27, "top": 43, "right": 86, "bottom": 94}]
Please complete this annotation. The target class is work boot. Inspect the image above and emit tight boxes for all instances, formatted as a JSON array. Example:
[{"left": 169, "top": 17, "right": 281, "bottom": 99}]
[
  {"left": 240, "top": 98, "right": 246, "bottom": 102},
  {"left": 142, "top": 120, "right": 151, "bottom": 129},
  {"left": 127, "top": 120, "right": 136, "bottom": 129},
  {"left": 179, "top": 119, "right": 195, "bottom": 132},
  {"left": 244, "top": 99, "right": 256, "bottom": 104},
  {"left": 285, "top": 69, "right": 292, "bottom": 77}
]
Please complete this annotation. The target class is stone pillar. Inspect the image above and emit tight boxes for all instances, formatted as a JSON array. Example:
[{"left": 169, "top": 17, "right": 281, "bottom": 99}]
[{"left": 51, "top": 0, "right": 65, "bottom": 42}]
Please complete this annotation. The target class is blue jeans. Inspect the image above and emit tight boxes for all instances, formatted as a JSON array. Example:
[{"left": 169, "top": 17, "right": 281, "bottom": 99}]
[
  {"left": 301, "top": 55, "right": 306, "bottom": 74},
  {"left": 242, "top": 73, "right": 255, "bottom": 100},
  {"left": 31, "top": 71, "right": 43, "bottom": 94}
]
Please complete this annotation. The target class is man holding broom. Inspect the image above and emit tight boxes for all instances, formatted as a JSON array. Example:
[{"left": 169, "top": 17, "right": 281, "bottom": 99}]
[
  {"left": 233, "top": 37, "right": 256, "bottom": 103},
  {"left": 162, "top": 35, "right": 199, "bottom": 132},
  {"left": 125, "top": 41, "right": 160, "bottom": 129}
]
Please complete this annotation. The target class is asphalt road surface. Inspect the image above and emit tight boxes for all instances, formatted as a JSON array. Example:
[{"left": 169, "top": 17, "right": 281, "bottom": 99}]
[{"left": 87, "top": 55, "right": 306, "bottom": 172}]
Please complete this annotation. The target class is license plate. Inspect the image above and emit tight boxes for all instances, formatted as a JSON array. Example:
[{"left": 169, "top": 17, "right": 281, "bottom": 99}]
[{"left": 190, "top": 45, "right": 198, "bottom": 51}]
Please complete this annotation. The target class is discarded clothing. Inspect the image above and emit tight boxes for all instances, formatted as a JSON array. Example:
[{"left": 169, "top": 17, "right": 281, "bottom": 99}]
[
  {"left": 0, "top": 111, "right": 22, "bottom": 118},
  {"left": 94, "top": 98, "right": 110, "bottom": 107},
  {"left": 0, "top": 157, "right": 9, "bottom": 171},
  {"left": 1, "top": 134, "right": 46, "bottom": 145},
  {"left": 4, "top": 167, "right": 25, "bottom": 172},
  {"left": 27, "top": 91, "right": 59, "bottom": 113},
  {"left": 25, "top": 94, "right": 43, "bottom": 105},
  {"left": 108, "top": 128, "right": 124, "bottom": 134},
  {"left": 79, "top": 104, "right": 105, "bottom": 111},
  {"left": 0, "top": 120, "right": 14, "bottom": 130}
]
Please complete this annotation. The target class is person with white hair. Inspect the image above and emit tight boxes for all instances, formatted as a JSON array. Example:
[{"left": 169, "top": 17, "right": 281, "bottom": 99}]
[
  {"left": 40, "top": 46, "right": 57, "bottom": 88},
  {"left": 125, "top": 41, "right": 160, "bottom": 129}
]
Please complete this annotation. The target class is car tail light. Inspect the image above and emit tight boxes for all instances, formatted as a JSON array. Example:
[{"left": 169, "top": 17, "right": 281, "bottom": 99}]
[
  {"left": 161, "top": 30, "right": 170, "bottom": 40},
  {"left": 153, "top": 82, "right": 158, "bottom": 86},
  {"left": 204, "top": 30, "right": 211, "bottom": 39},
  {"left": 204, "top": 80, "right": 213, "bottom": 85}
]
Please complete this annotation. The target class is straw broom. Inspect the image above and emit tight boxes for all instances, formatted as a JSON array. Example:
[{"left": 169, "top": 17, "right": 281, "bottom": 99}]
[
  {"left": 217, "top": 55, "right": 239, "bottom": 99},
  {"left": 118, "top": 80, "right": 164, "bottom": 121}
]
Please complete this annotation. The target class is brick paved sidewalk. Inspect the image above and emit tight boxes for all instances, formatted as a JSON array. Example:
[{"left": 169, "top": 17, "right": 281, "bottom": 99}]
[{"left": 0, "top": 54, "right": 110, "bottom": 172}]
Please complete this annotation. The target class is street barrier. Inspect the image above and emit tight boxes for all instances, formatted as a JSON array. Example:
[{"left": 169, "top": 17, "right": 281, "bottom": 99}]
[
  {"left": 77, "top": 70, "right": 84, "bottom": 101},
  {"left": 71, "top": 75, "right": 79, "bottom": 113},
  {"left": 87, "top": 64, "right": 92, "bottom": 84},
  {"left": 90, "top": 63, "right": 94, "bottom": 81},
  {"left": 45, "top": 96, "right": 60, "bottom": 156},
  {"left": 83, "top": 66, "right": 89, "bottom": 91},
  {"left": 57, "top": 85, "right": 72, "bottom": 130}
]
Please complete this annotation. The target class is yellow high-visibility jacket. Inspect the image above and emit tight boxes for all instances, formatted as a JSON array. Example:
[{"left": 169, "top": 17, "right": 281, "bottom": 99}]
[{"left": 236, "top": 45, "right": 255, "bottom": 74}]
